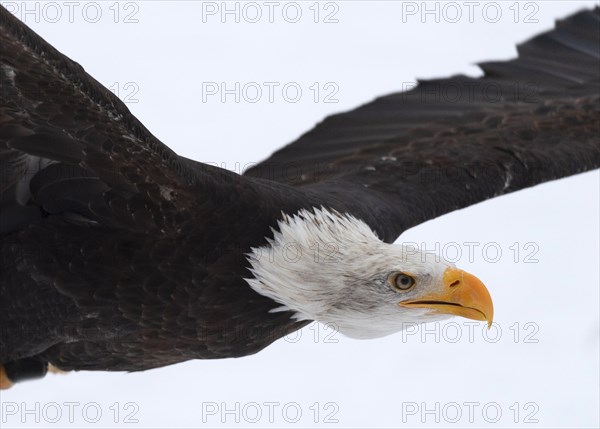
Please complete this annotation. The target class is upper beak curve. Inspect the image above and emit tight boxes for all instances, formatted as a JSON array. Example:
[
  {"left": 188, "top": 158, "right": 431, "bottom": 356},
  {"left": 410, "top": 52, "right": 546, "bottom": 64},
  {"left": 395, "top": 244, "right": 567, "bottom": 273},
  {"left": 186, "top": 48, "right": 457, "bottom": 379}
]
[{"left": 399, "top": 267, "right": 494, "bottom": 327}]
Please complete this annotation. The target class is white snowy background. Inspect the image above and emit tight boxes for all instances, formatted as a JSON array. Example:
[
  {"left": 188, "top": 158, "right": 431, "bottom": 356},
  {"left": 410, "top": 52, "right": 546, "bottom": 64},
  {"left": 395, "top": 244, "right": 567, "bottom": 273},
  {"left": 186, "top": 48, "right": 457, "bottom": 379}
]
[{"left": 0, "top": 1, "right": 598, "bottom": 428}]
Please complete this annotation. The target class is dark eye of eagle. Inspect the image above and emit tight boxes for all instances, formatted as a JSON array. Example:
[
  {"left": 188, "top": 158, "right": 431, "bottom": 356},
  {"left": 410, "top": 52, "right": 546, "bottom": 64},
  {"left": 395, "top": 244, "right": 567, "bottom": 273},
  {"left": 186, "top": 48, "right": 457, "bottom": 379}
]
[{"left": 390, "top": 272, "right": 416, "bottom": 291}]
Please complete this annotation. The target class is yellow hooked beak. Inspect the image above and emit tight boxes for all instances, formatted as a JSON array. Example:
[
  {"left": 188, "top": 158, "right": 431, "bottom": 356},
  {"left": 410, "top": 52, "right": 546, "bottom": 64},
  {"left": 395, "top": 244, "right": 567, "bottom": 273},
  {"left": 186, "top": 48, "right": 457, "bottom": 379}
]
[{"left": 399, "top": 267, "right": 494, "bottom": 327}]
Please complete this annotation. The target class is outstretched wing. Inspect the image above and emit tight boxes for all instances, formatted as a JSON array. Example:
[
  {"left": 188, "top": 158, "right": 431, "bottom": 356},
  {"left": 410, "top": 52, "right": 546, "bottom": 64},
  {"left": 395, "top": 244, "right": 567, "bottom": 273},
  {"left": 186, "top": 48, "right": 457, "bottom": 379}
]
[
  {"left": 0, "top": 6, "right": 245, "bottom": 235},
  {"left": 245, "top": 7, "right": 600, "bottom": 243}
]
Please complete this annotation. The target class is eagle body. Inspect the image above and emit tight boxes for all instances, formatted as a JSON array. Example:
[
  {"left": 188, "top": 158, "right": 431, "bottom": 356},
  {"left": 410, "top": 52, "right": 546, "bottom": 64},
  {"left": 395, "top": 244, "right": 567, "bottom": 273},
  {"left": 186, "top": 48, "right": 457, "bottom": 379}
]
[
  {"left": 0, "top": 5, "right": 599, "bottom": 386},
  {"left": 1, "top": 208, "right": 306, "bottom": 370}
]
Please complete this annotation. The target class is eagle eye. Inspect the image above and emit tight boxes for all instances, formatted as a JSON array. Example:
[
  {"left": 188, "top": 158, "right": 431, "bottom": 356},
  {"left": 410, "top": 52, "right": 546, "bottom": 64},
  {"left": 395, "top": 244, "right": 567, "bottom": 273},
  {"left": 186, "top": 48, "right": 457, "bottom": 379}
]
[{"left": 390, "top": 272, "right": 415, "bottom": 291}]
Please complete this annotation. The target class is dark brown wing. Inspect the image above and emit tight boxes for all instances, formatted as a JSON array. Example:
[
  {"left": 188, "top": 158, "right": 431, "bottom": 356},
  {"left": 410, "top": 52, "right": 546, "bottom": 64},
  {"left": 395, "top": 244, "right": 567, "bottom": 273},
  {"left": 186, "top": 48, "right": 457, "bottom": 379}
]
[
  {"left": 245, "top": 7, "right": 600, "bottom": 243},
  {"left": 0, "top": 5, "right": 242, "bottom": 235}
]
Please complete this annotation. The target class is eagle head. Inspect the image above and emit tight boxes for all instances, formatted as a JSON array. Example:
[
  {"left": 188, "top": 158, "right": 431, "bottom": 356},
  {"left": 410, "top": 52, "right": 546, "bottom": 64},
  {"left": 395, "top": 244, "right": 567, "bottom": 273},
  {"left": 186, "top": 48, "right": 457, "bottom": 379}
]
[{"left": 246, "top": 207, "right": 493, "bottom": 339}]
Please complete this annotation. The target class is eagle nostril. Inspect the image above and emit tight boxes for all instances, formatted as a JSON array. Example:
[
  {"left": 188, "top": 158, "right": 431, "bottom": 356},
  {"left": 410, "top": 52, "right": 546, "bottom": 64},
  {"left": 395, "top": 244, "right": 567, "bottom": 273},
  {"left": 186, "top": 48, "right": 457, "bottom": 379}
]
[{"left": 449, "top": 280, "right": 460, "bottom": 288}]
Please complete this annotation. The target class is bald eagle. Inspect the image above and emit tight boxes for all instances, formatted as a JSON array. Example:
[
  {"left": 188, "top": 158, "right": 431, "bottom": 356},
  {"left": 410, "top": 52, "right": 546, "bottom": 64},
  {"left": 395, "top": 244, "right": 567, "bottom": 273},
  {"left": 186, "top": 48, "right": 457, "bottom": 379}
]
[{"left": 0, "top": 6, "right": 598, "bottom": 389}]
